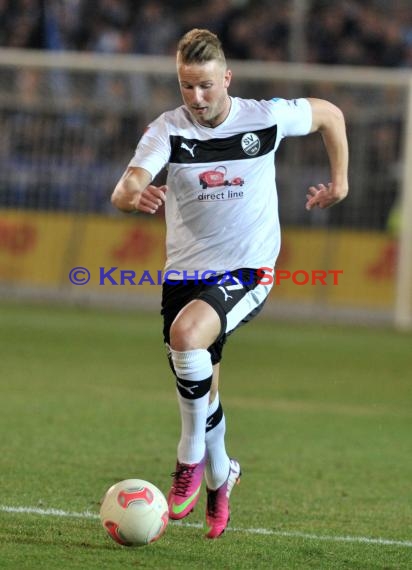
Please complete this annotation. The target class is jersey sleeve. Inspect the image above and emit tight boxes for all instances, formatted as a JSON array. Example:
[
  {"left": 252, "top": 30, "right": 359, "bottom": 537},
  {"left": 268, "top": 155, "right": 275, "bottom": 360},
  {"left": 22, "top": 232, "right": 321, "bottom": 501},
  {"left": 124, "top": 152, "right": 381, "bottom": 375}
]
[
  {"left": 270, "top": 97, "right": 312, "bottom": 138},
  {"left": 128, "top": 113, "right": 171, "bottom": 179}
]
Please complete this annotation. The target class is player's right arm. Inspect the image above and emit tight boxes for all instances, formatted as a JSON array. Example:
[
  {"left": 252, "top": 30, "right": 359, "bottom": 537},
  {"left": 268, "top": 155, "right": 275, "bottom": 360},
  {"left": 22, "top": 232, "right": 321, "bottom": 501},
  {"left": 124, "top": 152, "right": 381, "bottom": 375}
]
[{"left": 111, "top": 166, "right": 167, "bottom": 214}]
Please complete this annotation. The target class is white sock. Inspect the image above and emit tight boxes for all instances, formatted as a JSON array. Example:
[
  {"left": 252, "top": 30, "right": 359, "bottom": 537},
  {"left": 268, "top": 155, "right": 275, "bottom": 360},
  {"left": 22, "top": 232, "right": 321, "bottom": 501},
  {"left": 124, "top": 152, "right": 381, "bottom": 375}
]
[
  {"left": 170, "top": 348, "right": 212, "bottom": 464},
  {"left": 205, "top": 392, "right": 230, "bottom": 489}
]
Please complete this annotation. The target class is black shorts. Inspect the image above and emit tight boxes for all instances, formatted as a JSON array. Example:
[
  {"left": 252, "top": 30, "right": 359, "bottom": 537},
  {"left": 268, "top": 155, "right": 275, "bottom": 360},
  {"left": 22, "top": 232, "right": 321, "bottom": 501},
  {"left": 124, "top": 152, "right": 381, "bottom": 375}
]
[{"left": 161, "top": 268, "right": 271, "bottom": 365}]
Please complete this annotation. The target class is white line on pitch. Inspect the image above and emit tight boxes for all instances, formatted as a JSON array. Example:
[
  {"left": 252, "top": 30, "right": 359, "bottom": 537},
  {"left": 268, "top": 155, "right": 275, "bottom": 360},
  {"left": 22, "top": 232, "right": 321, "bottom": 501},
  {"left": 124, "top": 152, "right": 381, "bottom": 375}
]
[
  {"left": 0, "top": 505, "right": 98, "bottom": 519},
  {"left": 1, "top": 505, "right": 411, "bottom": 549}
]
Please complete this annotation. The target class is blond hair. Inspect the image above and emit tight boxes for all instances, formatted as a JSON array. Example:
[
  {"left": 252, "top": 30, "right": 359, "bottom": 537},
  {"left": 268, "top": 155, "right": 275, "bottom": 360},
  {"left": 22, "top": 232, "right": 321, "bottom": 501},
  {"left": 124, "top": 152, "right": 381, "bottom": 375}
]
[{"left": 177, "top": 28, "right": 226, "bottom": 66}]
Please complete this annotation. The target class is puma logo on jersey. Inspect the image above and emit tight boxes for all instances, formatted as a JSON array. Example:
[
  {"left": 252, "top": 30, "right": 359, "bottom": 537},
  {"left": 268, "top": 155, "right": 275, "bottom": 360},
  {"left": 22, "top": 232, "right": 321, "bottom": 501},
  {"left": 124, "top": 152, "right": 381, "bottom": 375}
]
[{"left": 181, "top": 142, "right": 197, "bottom": 157}]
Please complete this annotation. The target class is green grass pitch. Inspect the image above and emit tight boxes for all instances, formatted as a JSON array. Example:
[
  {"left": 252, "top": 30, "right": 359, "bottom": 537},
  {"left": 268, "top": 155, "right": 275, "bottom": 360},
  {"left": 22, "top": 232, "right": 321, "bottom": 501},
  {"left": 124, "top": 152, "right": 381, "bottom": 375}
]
[{"left": 0, "top": 302, "right": 411, "bottom": 569}]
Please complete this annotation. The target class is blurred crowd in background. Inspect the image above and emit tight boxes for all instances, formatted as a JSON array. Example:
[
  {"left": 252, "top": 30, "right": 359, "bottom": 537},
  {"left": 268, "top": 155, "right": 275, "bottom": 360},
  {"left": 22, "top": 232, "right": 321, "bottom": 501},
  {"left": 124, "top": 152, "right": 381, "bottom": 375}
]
[
  {"left": 1, "top": 0, "right": 412, "bottom": 67},
  {"left": 0, "top": 0, "right": 410, "bottom": 227}
]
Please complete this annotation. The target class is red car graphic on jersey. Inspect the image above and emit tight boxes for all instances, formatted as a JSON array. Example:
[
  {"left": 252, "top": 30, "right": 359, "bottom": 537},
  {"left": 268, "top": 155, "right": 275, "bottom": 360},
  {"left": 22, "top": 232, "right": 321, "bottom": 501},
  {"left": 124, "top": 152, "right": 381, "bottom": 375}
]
[{"left": 199, "top": 166, "right": 244, "bottom": 189}]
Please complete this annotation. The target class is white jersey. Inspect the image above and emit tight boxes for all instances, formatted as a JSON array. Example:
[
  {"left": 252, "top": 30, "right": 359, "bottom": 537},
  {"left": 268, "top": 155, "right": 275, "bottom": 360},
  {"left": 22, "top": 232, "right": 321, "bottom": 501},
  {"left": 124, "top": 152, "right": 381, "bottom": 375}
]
[{"left": 128, "top": 96, "right": 312, "bottom": 277}]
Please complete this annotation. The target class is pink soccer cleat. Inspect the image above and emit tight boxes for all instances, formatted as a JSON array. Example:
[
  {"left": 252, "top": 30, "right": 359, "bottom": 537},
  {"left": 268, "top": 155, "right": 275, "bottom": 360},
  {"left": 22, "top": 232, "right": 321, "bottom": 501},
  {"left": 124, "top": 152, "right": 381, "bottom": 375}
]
[
  {"left": 205, "top": 458, "right": 241, "bottom": 539},
  {"left": 168, "top": 455, "right": 206, "bottom": 520}
]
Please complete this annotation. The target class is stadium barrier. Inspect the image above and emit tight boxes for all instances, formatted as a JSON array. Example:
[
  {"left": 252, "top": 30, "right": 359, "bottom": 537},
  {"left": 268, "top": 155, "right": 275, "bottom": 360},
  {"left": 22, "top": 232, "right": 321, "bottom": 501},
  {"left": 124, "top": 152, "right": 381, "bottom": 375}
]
[{"left": 0, "top": 49, "right": 411, "bottom": 329}]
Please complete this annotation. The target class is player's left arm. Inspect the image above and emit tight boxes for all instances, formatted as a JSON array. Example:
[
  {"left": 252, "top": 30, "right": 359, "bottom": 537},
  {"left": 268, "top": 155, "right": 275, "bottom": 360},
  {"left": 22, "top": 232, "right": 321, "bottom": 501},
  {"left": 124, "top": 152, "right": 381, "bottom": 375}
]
[{"left": 305, "top": 97, "right": 349, "bottom": 211}]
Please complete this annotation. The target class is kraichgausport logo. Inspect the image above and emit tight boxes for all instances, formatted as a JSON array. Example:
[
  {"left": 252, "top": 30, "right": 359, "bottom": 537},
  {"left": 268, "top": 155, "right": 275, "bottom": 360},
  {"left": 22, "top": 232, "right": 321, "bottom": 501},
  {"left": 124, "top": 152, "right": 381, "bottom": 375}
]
[{"left": 68, "top": 267, "right": 343, "bottom": 287}]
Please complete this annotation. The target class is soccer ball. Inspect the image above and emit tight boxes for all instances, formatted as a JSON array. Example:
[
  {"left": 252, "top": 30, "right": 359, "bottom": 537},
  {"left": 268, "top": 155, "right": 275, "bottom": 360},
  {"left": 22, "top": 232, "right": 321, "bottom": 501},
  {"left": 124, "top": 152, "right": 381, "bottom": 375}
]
[{"left": 100, "top": 479, "right": 169, "bottom": 547}]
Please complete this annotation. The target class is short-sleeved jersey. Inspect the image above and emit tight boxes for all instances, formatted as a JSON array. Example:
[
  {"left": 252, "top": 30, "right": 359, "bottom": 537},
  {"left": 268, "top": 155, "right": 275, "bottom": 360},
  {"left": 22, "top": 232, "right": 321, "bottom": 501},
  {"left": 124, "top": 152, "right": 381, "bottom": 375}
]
[{"left": 128, "top": 96, "right": 312, "bottom": 276}]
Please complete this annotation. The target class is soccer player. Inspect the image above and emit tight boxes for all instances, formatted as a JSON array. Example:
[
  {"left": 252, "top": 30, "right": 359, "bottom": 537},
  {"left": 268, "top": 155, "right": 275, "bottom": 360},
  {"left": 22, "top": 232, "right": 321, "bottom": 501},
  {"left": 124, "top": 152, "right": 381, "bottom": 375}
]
[{"left": 111, "top": 28, "right": 349, "bottom": 539}]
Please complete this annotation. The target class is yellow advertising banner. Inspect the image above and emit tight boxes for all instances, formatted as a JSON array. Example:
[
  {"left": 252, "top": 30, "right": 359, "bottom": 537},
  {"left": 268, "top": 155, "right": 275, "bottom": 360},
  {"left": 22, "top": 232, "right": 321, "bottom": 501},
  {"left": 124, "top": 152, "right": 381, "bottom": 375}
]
[
  {"left": 271, "top": 228, "right": 396, "bottom": 308},
  {"left": 0, "top": 210, "right": 396, "bottom": 309},
  {"left": 0, "top": 210, "right": 166, "bottom": 292}
]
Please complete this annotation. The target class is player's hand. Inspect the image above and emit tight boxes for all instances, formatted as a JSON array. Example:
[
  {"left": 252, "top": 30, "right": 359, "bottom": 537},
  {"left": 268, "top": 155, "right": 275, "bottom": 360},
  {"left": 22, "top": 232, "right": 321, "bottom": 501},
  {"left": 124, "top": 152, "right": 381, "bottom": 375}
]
[
  {"left": 305, "top": 182, "right": 348, "bottom": 211},
  {"left": 131, "top": 184, "right": 168, "bottom": 214}
]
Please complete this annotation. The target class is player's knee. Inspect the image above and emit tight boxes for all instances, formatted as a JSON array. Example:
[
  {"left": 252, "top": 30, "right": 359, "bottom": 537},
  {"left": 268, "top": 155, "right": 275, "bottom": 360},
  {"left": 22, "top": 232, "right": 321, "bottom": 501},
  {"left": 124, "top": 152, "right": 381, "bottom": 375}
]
[{"left": 169, "top": 317, "right": 202, "bottom": 351}]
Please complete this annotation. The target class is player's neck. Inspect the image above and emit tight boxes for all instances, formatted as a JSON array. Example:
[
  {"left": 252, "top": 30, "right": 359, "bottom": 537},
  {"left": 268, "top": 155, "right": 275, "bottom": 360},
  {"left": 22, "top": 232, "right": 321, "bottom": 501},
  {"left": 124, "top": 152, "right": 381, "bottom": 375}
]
[{"left": 204, "top": 96, "right": 232, "bottom": 128}]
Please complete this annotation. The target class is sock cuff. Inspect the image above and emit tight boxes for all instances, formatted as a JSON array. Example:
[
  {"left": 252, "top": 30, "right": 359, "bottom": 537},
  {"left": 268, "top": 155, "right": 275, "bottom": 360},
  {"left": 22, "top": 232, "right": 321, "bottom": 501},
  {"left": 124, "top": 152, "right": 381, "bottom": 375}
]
[{"left": 170, "top": 348, "right": 212, "bottom": 382}]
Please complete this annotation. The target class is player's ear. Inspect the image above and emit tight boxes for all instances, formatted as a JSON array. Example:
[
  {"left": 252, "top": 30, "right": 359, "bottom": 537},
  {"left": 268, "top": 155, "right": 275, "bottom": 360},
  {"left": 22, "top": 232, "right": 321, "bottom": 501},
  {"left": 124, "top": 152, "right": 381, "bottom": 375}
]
[{"left": 224, "top": 69, "right": 232, "bottom": 89}]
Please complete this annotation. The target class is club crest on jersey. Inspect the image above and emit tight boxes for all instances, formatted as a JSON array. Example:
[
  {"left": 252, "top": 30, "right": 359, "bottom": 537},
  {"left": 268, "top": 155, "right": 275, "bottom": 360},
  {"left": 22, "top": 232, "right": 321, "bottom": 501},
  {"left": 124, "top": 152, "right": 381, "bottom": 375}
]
[{"left": 241, "top": 132, "right": 260, "bottom": 156}]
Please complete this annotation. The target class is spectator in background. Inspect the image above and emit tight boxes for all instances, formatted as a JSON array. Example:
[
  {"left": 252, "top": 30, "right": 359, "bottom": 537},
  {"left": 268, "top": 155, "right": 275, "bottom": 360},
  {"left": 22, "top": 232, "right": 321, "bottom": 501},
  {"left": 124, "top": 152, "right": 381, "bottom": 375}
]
[
  {"left": 0, "top": 0, "right": 13, "bottom": 46},
  {"left": 379, "top": 20, "right": 406, "bottom": 67},
  {"left": 307, "top": 1, "right": 408, "bottom": 68},
  {"left": 87, "top": 0, "right": 132, "bottom": 53},
  {"left": 178, "top": 0, "right": 239, "bottom": 45},
  {"left": 132, "top": 0, "right": 180, "bottom": 55},
  {"left": 3, "top": 0, "right": 43, "bottom": 48},
  {"left": 307, "top": 5, "right": 354, "bottom": 65},
  {"left": 222, "top": 1, "right": 290, "bottom": 62},
  {"left": 0, "top": 0, "right": 410, "bottom": 226},
  {"left": 402, "top": 42, "right": 412, "bottom": 67},
  {"left": 42, "top": 0, "right": 91, "bottom": 51},
  {"left": 354, "top": 5, "right": 405, "bottom": 67},
  {"left": 1, "top": 0, "right": 412, "bottom": 70}
]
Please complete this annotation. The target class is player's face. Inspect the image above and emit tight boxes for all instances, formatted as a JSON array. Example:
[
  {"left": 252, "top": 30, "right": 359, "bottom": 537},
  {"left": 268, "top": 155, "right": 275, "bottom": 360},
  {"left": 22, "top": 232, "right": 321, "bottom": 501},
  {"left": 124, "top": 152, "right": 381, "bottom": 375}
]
[{"left": 177, "top": 57, "right": 232, "bottom": 128}]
